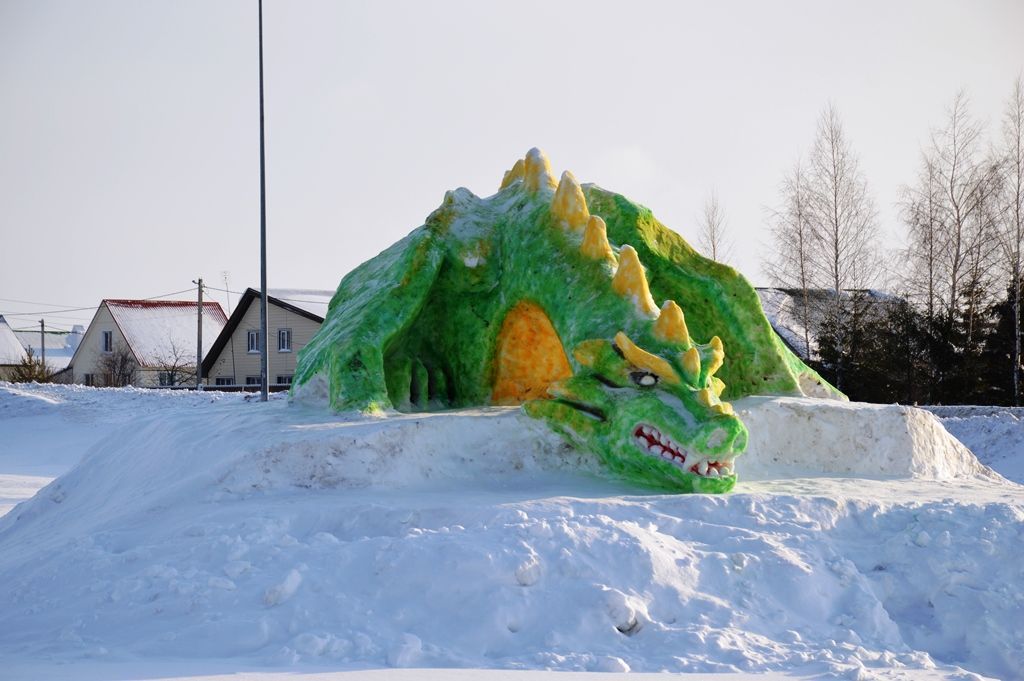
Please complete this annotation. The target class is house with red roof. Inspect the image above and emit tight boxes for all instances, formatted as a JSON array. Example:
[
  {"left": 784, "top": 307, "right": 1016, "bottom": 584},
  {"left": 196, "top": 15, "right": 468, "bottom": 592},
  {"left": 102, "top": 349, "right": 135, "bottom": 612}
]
[{"left": 69, "top": 299, "right": 227, "bottom": 387}]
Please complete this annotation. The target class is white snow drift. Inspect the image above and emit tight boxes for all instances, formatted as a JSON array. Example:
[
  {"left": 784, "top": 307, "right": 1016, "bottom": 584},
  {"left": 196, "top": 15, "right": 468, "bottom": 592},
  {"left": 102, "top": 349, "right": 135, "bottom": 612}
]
[{"left": 0, "top": 383, "right": 1021, "bottom": 681}]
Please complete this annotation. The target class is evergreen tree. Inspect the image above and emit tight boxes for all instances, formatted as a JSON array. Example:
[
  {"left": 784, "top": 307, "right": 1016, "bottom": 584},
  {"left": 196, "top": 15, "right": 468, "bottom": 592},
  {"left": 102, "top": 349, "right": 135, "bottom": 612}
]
[
  {"left": 983, "top": 277, "right": 1024, "bottom": 405},
  {"left": 10, "top": 347, "right": 52, "bottom": 383}
]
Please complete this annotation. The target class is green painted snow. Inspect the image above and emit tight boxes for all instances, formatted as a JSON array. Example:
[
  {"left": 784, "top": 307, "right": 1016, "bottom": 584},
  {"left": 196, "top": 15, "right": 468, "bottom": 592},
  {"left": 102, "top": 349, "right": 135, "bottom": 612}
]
[{"left": 293, "top": 175, "right": 840, "bottom": 493}]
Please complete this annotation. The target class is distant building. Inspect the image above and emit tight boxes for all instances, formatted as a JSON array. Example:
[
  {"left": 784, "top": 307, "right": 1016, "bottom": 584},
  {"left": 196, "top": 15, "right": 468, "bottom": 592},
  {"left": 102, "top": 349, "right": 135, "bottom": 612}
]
[
  {"left": 69, "top": 300, "right": 227, "bottom": 387},
  {"left": 201, "top": 288, "right": 333, "bottom": 390},
  {"left": 0, "top": 316, "right": 28, "bottom": 381},
  {"left": 13, "top": 324, "right": 84, "bottom": 377},
  {"left": 0, "top": 315, "right": 85, "bottom": 381},
  {"left": 756, "top": 287, "right": 897, "bottom": 361}
]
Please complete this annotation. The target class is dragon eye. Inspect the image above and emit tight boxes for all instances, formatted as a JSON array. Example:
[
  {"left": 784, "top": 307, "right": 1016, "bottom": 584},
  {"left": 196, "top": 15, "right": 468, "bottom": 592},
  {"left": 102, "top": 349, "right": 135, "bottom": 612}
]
[{"left": 630, "top": 371, "right": 658, "bottom": 387}]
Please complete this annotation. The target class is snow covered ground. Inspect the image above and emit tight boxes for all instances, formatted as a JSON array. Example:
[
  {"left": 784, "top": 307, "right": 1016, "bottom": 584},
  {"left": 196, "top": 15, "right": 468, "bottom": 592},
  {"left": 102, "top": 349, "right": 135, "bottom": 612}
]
[
  {"left": 923, "top": 406, "right": 1024, "bottom": 486},
  {"left": 0, "top": 383, "right": 1021, "bottom": 681}
]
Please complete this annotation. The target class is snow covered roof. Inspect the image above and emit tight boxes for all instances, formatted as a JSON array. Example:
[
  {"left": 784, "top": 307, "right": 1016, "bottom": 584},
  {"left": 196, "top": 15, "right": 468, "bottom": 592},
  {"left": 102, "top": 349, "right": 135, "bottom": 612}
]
[
  {"left": 0, "top": 316, "right": 27, "bottom": 366},
  {"left": 13, "top": 326, "right": 84, "bottom": 371},
  {"left": 756, "top": 288, "right": 816, "bottom": 360},
  {"left": 266, "top": 289, "right": 334, "bottom": 320},
  {"left": 756, "top": 288, "right": 898, "bottom": 361},
  {"left": 104, "top": 300, "right": 228, "bottom": 368}
]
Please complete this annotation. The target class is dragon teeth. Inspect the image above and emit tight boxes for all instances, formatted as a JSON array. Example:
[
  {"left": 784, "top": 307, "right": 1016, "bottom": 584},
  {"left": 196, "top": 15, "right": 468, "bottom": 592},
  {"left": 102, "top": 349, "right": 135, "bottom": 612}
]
[{"left": 634, "top": 425, "right": 726, "bottom": 477}]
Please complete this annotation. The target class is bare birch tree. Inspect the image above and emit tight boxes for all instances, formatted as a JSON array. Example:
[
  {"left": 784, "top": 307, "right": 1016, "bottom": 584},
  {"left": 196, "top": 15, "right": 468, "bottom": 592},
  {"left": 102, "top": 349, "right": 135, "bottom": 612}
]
[
  {"left": 930, "top": 91, "right": 989, "bottom": 321},
  {"left": 900, "top": 152, "right": 947, "bottom": 324},
  {"left": 996, "top": 76, "right": 1024, "bottom": 404},
  {"left": 806, "top": 104, "right": 880, "bottom": 390},
  {"left": 960, "top": 158, "right": 1003, "bottom": 347},
  {"left": 696, "top": 190, "right": 733, "bottom": 264},
  {"left": 765, "top": 158, "right": 817, "bottom": 358}
]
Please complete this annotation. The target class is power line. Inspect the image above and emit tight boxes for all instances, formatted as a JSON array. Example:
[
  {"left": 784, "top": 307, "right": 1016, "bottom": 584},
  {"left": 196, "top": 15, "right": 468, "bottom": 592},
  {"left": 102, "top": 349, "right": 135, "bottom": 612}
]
[
  {"left": 141, "top": 287, "right": 200, "bottom": 301},
  {"left": 1, "top": 287, "right": 198, "bottom": 317},
  {"left": 204, "top": 284, "right": 331, "bottom": 306},
  {"left": 2, "top": 304, "right": 97, "bottom": 315},
  {"left": 0, "top": 296, "right": 92, "bottom": 308},
  {"left": 1, "top": 312, "right": 96, "bottom": 323},
  {"left": 204, "top": 284, "right": 245, "bottom": 295},
  {"left": 12, "top": 326, "right": 76, "bottom": 334}
]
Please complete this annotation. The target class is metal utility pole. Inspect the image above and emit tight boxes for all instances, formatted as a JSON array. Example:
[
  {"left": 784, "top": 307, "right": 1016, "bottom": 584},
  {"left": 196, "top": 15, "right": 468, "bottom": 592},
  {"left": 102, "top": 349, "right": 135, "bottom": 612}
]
[
  {"left": 196, "top": 278, "right": 204, "bottom": 390},
  {"left": 39, "top": 319, "right": 45, "bottom": 370},
  {"left": 258, "top": 0, "right": 269, "bottom": 402}
]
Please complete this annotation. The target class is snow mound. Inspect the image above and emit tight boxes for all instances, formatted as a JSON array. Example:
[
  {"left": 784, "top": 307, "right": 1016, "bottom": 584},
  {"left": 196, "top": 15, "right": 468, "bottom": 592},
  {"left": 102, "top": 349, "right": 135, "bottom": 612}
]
[
  {"left": 738, "top": 397, "right": 993, "bottom": 481},
  {"left": 0, "top": 382, "right": 66, "bottom": 415},
  {"left": 0, "top": 387, "right": 1020, "bottom": 680}
]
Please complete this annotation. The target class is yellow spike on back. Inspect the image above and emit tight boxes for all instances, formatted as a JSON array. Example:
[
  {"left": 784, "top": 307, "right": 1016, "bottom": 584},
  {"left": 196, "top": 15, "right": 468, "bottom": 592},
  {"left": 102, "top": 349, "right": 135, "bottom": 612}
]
[
  {"left": 581, "top": 216, "right": 615, "bottom": 261},
  {"left": 614, "top": 332, "right": 680, "bottom": 385},
  {"left": 500, "top": 158, "right": 525, "bottom": 189},
  {"left": 652, "top": 300, "right": 690, "bottom": 346},
  {"left": 551, "top": 171, "right": 590, "bottom": 230},
  {"left": 612, "top": 245, "right": 659, "bottom": 318},
  {"left": 706, "top": 335, "right": 725, "bottom": 377},
  {"left": 681, "top": 346, "right": 701, "bottom": 383},
  {"left": 523, "top": 147, "right": 558, "bottom": 192},
  {"left": 710, "top": 376, "right": 726, "bottom": 397}
]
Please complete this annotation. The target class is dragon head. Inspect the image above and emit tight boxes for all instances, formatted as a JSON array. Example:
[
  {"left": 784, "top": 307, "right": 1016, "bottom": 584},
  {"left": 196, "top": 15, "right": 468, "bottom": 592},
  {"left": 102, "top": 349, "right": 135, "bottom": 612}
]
[{"left": 524, "top": 301, "right": 747, "bottom": 493}]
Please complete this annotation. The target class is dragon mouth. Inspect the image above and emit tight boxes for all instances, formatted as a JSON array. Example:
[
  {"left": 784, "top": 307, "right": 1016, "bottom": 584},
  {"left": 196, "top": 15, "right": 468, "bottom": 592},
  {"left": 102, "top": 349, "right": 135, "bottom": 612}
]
[{"left": 633, "top": 424, "right": 735, "bottom": 479}]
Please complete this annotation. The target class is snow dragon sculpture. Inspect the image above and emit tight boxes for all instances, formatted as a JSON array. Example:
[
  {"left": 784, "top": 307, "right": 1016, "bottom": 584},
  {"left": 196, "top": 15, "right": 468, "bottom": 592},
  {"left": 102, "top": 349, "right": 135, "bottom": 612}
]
[{"left": 293, "top": 149, "right": 839, "bottom": 492}]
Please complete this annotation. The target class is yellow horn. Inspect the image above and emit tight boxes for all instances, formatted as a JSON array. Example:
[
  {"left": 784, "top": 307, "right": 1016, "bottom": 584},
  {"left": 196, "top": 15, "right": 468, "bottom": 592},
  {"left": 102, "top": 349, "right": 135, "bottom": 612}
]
[
  {"left": 581, "top": 215, "right": 615, "bottom": 261},
  {"left": 500, "top": 158, "right": 525, "bottom": 189},
  {"left": 681, "top": 346, "right": 701, "bottom": 383},
  {"left": 712, "top": 401, "right": 735, "bottom": 416},
  {"left": 652, "top": 300, "right": 690, "bottom": 346},
  {"left": 706, "top": 336, "right": 725, "bottom": 377},
  {"left": 612, "top": 245, "right": 659, "bottom": 318},
  {"left": 696, "top": 387, "right": 734, "bottom": 415},
  {"left": 551, "top": 171, "right": 590, "bottom": 230},
  {"left": 614, "top": 332, "right": 680, "bottom": 385}
]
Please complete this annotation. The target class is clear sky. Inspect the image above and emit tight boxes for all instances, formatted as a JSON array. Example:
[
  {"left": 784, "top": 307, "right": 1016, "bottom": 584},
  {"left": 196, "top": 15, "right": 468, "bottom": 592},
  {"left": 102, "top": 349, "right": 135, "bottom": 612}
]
[{"left": 1, "top": 0, "right": 1022, "bottom": 332}]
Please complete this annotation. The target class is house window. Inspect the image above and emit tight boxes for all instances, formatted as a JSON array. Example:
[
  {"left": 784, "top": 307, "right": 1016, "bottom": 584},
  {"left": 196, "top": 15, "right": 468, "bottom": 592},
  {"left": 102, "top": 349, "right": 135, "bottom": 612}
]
[
  {"left": 247, "top": 330, "right": 259, "bottom": 353},
  {"left": 84, "top": 373, "right": 95, "bottom": 386},
  {"left": 101, "top": 330, "right": 113, "bottom": 353},
  {"left": 158, "top": 372, "right": 173, "bottom": 386},
  {"left": 245, "top": 376, "right": 261, "bottom": 385},
  {"left": 215, "top": 376, "right": 234, "bottom": 386},
  {"left": 278, "top": 328, "right": 292, "bottom": 352},
  {"left": 276, "top": 375, "right": 293, "bottom": 385}
]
